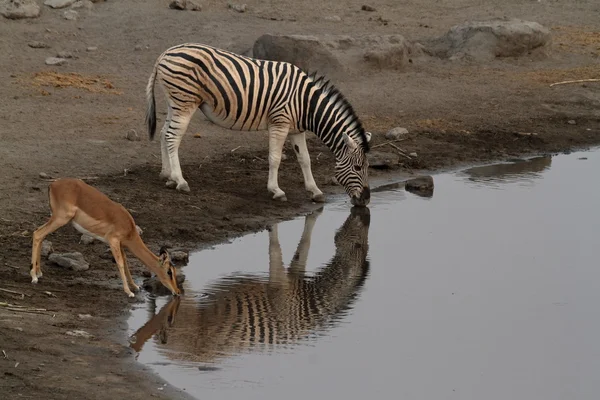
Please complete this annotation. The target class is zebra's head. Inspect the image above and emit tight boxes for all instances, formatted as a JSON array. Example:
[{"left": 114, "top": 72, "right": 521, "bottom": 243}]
[{"left": 336, "top": 132, "right": 371, "bottom": 207}]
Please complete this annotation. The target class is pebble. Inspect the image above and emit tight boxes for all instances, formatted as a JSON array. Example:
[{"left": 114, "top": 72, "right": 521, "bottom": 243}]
[
  {"left": 409, "top": 152, "right": 418, "bottom": 158},
  {"left": 86, "top": 46, "right": 98, "bottom": 52},
  {"left": 65, "top": 330, "right": 94, "bottom": 339},
  {"left": 28, "top": 41, "right": 50, "bottom": 49},
  {"left": 39, "top": 172, "right": 50, "bottom": 178},
  {"left": 169, "top": 0, "right": 186, "bottom": 10},
  {"left": 57, "top": 50, "right": 74, "bottom": 58},
  {"left": 361, "top": 5, "right": 376, "bottom": 11},
  {"left": 189, "top": 0, "right": 202, "bottom": 11},
  {"left": 79, "top": 234, "right": 94, "bottom": 245},
  {"left": 78, "top": 314, "right": 93, "bottom": 320},
  {"left": 228, "top": 3, "right": 247, "bottom": 12},
  {"left": 45, "top": 57, "right": 68, "bottom": 66},
  {"left": 385, "top": 127, "right": 408, "bottom": 140},
  {"left": 71, "top": 0, "right": 94, "bottom": 9},
  {"left": 567, "top": 119, "right": 576, "bottom": 125},
  {"left": 324, "top": 15, "right": 341, "bottom": 22},
  {"left": 63, "top": 9, "right": 78, "bottom": 20},
  {"left": 44, "top": 0, "right": 76, "bottom": 8},
  {"left": 41, "top": 240, "right": 54, "bottom": 258}
]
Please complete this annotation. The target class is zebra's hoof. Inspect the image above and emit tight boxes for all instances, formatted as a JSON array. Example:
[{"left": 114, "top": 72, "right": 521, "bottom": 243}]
[
  {"left": 311, "top": 193, "right": 326, "bottom": 203},
  {"left": 159, "top": 171, "right": 171, "bottom": 180},
  {"left": 176, "top": 182, "right": 190, "bottom": 192},
  {"left": 166, "top": 180, "right": 177, "bottom": 188},
  {"left": 273, "top": 193, "right": 287, "bottom": 202}
]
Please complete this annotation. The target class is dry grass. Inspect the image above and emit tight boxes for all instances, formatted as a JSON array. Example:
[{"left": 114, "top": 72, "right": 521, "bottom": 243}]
[
  {"left": 552, "top": 26, "right": 600, "bottom": 55},
  {"left": 520, "top": 64, "right": 600, "bottom": 85},
  {"left": 23, "top": 71, "right": 123, "bottom": 95}
]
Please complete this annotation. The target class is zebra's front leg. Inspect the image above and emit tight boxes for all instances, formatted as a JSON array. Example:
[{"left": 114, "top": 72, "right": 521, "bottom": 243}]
[
  {"left": 289, "top": 132, "right": 325, "bottom": 203},
  {"left": 165, "top": 106, "right": 195, "bottom": 192},
  {"left": 267, "top": 124, "right": 290, "bottom": 201}
]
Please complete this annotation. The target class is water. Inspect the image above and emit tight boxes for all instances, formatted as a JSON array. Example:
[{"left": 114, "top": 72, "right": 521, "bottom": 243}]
[{"left": 127, "top": 150, "right": 600, "bottom": 400}]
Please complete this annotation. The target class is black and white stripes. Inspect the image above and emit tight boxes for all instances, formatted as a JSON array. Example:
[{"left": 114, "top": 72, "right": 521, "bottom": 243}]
[{"left": 146, "top": 43, "right": 371, "bottom": 206}]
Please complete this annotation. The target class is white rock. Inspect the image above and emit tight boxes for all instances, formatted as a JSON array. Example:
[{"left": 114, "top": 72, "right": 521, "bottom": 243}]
[
  {"left": 45, "top": 57, "right": 68, "bottom": 66},
  {"left": 44, "top": 0, "right": 76, "bottom": 9},
  {"left": 65, "top": 330, "right": 93, "bottom": 339},
  {"left": 385, "top": 127, "right": 408, "bottom": 140},
  {"left": 86, "top": 46, "right": 98, "bottom": 52},
  {"left": 79, "top": 234, "right": 94, "bottom": 245},
  {"left": 1, "top": 0, "right": 41, "bottom": 19},
  {"left": 62, "top": 9, "right": 77, "bottom": 19},
  {"left": 71, "top": 0, "right": 92, "bottom": 9}
]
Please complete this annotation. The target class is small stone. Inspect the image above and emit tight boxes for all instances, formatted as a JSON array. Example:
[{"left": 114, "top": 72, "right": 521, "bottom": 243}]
[
  {"left": 48, "top": 252, "right": 90, "bottom": 272},
  {"left": 79, "top": 234, "right": 94, "bottom": 245},
  {"left": 134, "top": 45, "right": 143, "bottom": 51},
  {"left": 385, "top": 127, "right": 408, "bottom": 140},
  {"left": 78, "top": 314, "right": 92, "bottom": 320},
  {"left": 567, "top": 119, "right": 576, "bottom": 125},
  {"left": 41, "top": 240, "right": 54, "bottom": 258},
  {"left": 125, "top": 129, "right": 140, "bottom": 141},
  {"left": 324, "top": 15, "right": 341, "bottom": 22},
  {"left": 63, "top": 9, "right": 78, "bottom": 20},
  {"left": 39, "top": 172, "right": 50, "bottom": 178},
  {"left": 71, "top": 0, "right": 93, "bottom": 9},
  {"left": 86, "top": 46, "right": 97, "bottom": 52},
  {"left": 409, "top": 152, "right": 418, "bottom": 158},
  {"left": 170, "top": 250, "right": 189, "bottom": 263},
  {"left": 1, "top": 0, "right": 41, "bottom": 19},
  {"left": 193, "top": 133, "right": 202, "bottom": 138},
  {"left": 44, "top": 0, "right": 76, "bottom": 8},
  {"left": 65, "top": 330, "right": 93, "bottom": 339},
  {"left": 361, "top": 5, "right": 376, "bottom": 11},
  {"left": 45, "top": 57, "right": 68, "bottom": 66},
  {"left": 405, "top": 175, "right": 434, "bottom": 197},
  {"left": 169, "top": 0, "right": 186, "bottom": 10},
  {"left": 188, "top": 0, "right": 201, "bottom": 11},
  {"left": 28, "top": 41, "right": 50, "bottom": 49},
  {"left": 57, "top": 50, "right": 74, "bottom": 58},
  {"left": 227, "top": 2, "right": 246, "bottom": 12}
]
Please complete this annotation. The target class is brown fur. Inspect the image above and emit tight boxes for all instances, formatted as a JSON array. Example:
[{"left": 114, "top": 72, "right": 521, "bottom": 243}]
[{"left": 30, "top": 178, "right": 181, "bottom": 297}]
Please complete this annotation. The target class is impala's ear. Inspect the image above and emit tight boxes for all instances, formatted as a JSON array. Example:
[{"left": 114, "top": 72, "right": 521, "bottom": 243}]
[
  {"left": 159, "top": 246, "right": 170, "bottom": 263},
  {"left": 343, "top": 133, "right": 358, "bottom": 150},
  {"left": 365, "top": 131, "right": 372, "bottom": 143}
]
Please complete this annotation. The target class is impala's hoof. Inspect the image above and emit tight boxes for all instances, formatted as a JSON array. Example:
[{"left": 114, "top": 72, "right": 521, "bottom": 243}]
[
  {"left": 31, "top": 277, "right": 38, "bottom": 284},
  {"left": 312, "top": 193, "right": 326, "bottom": 203},
  {"left": 127, "top": 292, "right": 135, "bottom": 298}
]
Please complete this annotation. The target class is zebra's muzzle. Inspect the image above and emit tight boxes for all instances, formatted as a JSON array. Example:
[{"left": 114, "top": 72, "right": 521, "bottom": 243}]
[{"left": 351, "top": 186, "right": 370, "bottom": 207}]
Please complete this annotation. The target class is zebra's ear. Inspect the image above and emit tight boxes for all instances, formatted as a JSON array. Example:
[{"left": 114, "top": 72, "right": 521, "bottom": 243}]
[{"left": 343, "top": 133, "right": 358, "bottom": 150}]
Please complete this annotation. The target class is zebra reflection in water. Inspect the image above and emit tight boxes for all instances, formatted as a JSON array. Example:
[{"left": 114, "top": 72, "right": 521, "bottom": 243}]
[{"left": 130, "top": 206, "right": 371, "bottom": 365}]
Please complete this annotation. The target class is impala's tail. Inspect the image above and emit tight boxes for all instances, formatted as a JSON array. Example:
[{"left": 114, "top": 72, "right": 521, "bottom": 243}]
[{"left": 145, "top": 60, "right": 159, "bottom": 141}]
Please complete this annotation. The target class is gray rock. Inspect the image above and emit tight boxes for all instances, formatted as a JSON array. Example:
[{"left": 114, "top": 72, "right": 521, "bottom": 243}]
[
  {"left": 62, "top": 9, "right": 77, "bottom": 19},
  {"left": 77, "top": 313, "right": 92, "bottom": 320},
  {"left": 228, "top": 2, "right": 246, "bottom": 12},
  {"left": 362, "top": 35, "right": 416, "bottom": 70},
  {"left": 57, "top": 50, "right": 74, "bottom": 58},
  {"left": 253, "top": 34, "right": 342, "bottom": 77},
  {"left": 48, "top": 252, "right": 90, "bottom": 272},
  {"left": 86, "top": 46, "right": 97, "bottom": 52},
  {"left": 142, "top": 273, "right": 185, "bottom": 296},
  {"left": 99, "top": 248, "right": 114, "bottom": 261},
  {"left": 1, "top": 0, "right": 41, "bottom": 19},
  {"left": 169, "top": 0, "right": 186, "bottom": 10},
  {"left": 188, "top": 0, "right": 201, "bottom": 11},
  {"left": 71, "top": 0, "right": 92, "bottom": 9},
  {"left": 170, "top": 250, "right": 189, "bottom": 263},
  {"left": 45, "top": 57, "right": 68, "bottom": 66},
  {"left": 567, "top": 119, "right": 576, "bottom": 125},
  {"left": 324, "top": 15, "right": 341, "bottom": 22},
  {"left": 405, "top": 175, "right": 434, "bottom": 197},
  {"left": 79, "top": 234, "right": 94, "bottom": 245},
  {"left": 424, "top": 18, "right": 551, "bottom": 62},
  {"left": 409, "top": 152, "right": 418, "bottom": 158},
  {"left": 361, "top": 5, "right": 376, "bottom": 11},
  {"left": 44, "top": 0, "right": 75, "bottom": 8},
  {"left": 28, "top": 41, "right": 50, "bottom": 49},
  {"left": 39, "top": 172, "right": 50, "bottom": 178},
  {"left": 385, "top": 127, "right": 408, "bottom": 140},
  {"left": 41, "top": 240, "right": 54, "bottom": 258},
  {"left": 367, "top": 151, "right": 400, "bottom": 169}
]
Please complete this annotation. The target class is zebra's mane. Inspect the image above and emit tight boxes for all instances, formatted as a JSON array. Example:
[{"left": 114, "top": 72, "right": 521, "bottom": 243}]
[{"left": 307, "top": 71, "right": 370, "bottom": 152}]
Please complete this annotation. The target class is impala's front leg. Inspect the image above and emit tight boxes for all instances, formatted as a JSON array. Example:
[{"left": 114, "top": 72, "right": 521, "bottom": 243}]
[
  {"left": 289, "top": 132, "right": 324, "bottom": 203},
  {"left": 267, "top": 124, "right": 290, "bottom": 201}
]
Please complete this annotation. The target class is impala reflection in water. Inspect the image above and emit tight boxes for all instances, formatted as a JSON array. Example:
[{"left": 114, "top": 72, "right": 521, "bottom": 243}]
[{"left": 129, "top": 206, "right": 371, "bottom": 366}]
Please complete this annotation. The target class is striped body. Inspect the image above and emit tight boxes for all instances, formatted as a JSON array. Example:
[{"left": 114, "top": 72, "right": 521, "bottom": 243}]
[
  {"left": 130, "top": 207, "right": 371, "bottom": 364},
  {"left": 146, "top": 43, "right": 371, "bottom": 206}
]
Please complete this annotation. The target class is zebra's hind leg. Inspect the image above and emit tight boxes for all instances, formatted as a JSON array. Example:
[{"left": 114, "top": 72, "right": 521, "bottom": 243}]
[
  {"left": 267, "top": 124, "right": 290, "bottom": 201},
  {"left": 289, "top": 132, "right": 325, "bottom": 203},
  {"left": 158, "top": 105, "right": 173, "bottom": 180},
  {"left": 164, "top": 105, "right": 196, "bottom": 192}
]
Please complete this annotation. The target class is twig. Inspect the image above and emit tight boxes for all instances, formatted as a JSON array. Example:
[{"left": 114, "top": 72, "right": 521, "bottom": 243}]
[
  {"left": 6, "top": 308, "right": 52, "bottom": 315},
  {"left": 43, "top": 291, "right": 57, "bottom": 298},
  {"left": 371, "top": 138, "right": 408, "bottom": 149},
  {"left": 0, "top": 288, "right": 29, "bottom": 297},
  {"left": 253, "top": 156, "right": 266, "bottom": 162},
  {"left": 316, "top": 152, "right": 323, "bottom": 160},
  {"left": 388, "top": 143, "right": 413, "bottom": 159},
  {"left": 4, "top": 264, "right": 20, "bottom": 270},
  {"left": 2, "top": 350, "right": 6, "bottom": 359},
  {"left": 550, "top": 78, "right": 600, "bottom": 87},
  {"left": 189, "top": 205, "right": 202, "bottom": 210},
  {"left": 230, "top": 146, "right": 241, "bottom": 153}
]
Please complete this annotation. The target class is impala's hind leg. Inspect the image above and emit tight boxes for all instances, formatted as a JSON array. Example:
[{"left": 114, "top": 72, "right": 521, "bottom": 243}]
[
  {"left": 289, "top": 132, "right": 324, "bottom": 202},
  {"left": 164, "top": 104, "right": 197, "bottom": 192},
  {"left": 31, "top": 214, "right": 72, "bottom": 283},
  {"left": 159, "top": 105, "right": 173, "bottom": 180}
]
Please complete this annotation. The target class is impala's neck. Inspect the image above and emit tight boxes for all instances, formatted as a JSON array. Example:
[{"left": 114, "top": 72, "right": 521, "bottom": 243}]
[
  {"left": 295, "top": 76, "right": 368, "bottom": 159},
  {"left": 124, "top": 234, "right": 160, "bottom": 274}
]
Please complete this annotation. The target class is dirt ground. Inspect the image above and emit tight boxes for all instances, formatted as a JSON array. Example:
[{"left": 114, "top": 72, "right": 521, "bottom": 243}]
[{"left": 0, "top": 0, "right": 599, "bottom": 398}]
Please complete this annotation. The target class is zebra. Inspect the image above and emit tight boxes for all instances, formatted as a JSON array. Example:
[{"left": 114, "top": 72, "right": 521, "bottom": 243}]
[
  {"left": 145, "top": 43, "right": 372, "bottom": 207},
  {"left": 129, "top": 206, "right": 371, "bottom": 364}
]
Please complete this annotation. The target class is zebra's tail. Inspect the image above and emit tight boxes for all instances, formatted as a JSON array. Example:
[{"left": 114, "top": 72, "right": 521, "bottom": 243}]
[{"left": 145, "top": 61, "right": 158, "bottom": 141}]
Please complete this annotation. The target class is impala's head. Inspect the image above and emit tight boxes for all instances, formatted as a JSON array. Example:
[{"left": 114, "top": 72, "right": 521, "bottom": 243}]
[
  {"left": 335, "top": 132, "right": 371, "bottom": 207},
  {"left": 157, "top": 246, "right": 181, "bottom": 296}
]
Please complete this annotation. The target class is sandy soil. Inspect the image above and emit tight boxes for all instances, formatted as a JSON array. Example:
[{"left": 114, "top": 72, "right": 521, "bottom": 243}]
[{"left": 0, "top": 0, "right": 599, "bottom": 398}]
